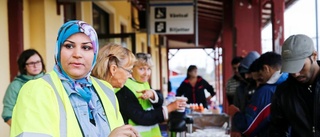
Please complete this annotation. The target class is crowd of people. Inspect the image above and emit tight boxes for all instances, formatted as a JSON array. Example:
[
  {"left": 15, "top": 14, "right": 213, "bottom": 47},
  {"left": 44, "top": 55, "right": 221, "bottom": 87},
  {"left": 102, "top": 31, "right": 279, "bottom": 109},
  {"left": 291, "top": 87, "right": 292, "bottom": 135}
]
[
  {"left": 1, "top": 19, "right": 319, "bottom": 137},
  {"left": 1, "top": 20, "right": 190, "bottom": 137},
  {"left": 226, "top": 34, "right": 320, "bottom": 137}
]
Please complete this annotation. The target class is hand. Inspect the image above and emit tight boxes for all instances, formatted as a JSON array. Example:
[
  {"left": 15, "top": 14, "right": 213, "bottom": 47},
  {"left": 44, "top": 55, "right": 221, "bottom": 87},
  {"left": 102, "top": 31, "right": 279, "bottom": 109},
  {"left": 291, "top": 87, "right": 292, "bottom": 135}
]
[
  {"left": 228, "top": 105, "right": 240, "bottom": 116},
  {"left": 166, "top": 97, "right": 187, "bottom": 113},
  {"left": 206, "top": 96, "right": 212, "bottom": 104},
  {"left": 137, "top": 90, "right": 155, "bottom": 100},
  {"left": 109, "top": 125, "right": 140, "bottom": 137},
  {"left": 230, "top": 131, "right": 242, "bottom": 137},
  {"left": 6, "top": 119, "right": 11, "bottom": 126}
]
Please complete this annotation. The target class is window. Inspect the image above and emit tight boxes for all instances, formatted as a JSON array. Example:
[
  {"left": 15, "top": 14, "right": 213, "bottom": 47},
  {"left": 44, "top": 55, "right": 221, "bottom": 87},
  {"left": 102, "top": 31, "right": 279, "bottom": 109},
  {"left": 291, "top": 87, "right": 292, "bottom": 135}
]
[
  {"left": 63, "top": 3, "right": 76, "bottom": 23},
  {"left": 92, "top": 4, "right": 109, "bottom": 35}
]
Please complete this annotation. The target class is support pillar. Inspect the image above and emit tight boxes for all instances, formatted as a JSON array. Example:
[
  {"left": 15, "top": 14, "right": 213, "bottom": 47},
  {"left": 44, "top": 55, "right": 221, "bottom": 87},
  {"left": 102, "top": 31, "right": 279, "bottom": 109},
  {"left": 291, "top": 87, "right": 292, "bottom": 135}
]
[
  {"left": 271, "top": 0, "right": 285, "bottom": 53},
  {"left": 221, "top": 0, "right": 234, "bottom": 112},
  {"left": 8, "top": 0, "right": 24, "bottom": 81},
  {"left": 234, "top": 0, "right": 262, "bottom": 55}
]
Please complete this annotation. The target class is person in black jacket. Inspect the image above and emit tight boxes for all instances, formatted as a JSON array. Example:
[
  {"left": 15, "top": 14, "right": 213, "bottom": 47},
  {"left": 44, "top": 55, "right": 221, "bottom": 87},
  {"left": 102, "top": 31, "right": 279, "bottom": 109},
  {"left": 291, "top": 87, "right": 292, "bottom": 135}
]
[
  {"left": 115, "top": 53, "right": 187, "bottom": 137},
  {"left": 269, "top": 34, "right": 320, "bottom": 136},
  {"left": 176, "top": 65, "right": 215, "bottom": 108},
  {"left": 230, "top": 51, "right": 260, "bottom": 137},
  {"left": 226, "top": 56, "right": 244, "bottom": 105}
]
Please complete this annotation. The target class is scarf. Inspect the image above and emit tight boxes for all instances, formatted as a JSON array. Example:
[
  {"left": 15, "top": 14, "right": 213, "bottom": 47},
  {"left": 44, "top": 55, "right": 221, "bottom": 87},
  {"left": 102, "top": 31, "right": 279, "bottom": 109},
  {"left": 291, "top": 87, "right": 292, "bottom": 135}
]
[{"left": 53, "top": 20, "right": 99, "bottom": 118}]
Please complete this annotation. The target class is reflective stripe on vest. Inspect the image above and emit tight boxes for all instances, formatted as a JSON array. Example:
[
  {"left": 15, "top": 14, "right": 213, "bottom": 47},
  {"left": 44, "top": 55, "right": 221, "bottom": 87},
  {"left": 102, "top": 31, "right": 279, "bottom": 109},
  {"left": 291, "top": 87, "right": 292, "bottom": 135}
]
[
  {"left": 92, "top": 77, "right": 118, "bottom": 119},
  {"left": 134, "top": 124, "right": 159, "bottom": 133},
  {"left": 16, "top": 132, "right": 52, "bottom": 137},
  {"left": 42, "top": 74, "right": 67, "bottom": 137}
]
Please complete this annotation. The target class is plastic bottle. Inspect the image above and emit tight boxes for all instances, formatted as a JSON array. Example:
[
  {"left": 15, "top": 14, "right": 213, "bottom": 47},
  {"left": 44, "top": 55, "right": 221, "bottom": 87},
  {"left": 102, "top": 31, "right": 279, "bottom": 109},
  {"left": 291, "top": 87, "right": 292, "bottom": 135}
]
[
  {"left": 185, "top": 104, "right": 191, "bottom": 114},
  {"left": 211, "top": 101, "right": 220, "bottom": 114},
  {"left": 199, "top": 103, "right": 204, "bottom": 113},
  {"left": 194, "top": 103, "right": 199, "bottom": 112}
]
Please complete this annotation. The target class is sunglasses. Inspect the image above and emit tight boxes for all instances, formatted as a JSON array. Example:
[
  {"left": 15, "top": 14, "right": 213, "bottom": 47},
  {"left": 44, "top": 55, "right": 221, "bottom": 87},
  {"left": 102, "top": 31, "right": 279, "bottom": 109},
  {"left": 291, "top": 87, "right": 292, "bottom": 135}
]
[{"left": 136, "top": 53, "right": 151, "bottom": 60}]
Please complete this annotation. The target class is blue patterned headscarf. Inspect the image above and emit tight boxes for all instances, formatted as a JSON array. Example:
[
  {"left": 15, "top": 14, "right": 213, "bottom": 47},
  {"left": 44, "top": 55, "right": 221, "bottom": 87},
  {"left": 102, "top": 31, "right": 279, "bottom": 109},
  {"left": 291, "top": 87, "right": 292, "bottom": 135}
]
[
  {"left": 55, "top": 20, "right": 98, "bottom": 74},
  {"left": 54, "top": 20, "right": 99, "bottom": 106}
]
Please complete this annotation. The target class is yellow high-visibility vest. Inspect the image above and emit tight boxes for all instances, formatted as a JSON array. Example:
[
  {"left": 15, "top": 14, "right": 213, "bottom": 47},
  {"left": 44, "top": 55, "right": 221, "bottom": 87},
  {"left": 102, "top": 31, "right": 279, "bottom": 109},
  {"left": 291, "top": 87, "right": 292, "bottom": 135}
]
[{"left": 11, "top": 71, "right": 124, "bottom": 137}]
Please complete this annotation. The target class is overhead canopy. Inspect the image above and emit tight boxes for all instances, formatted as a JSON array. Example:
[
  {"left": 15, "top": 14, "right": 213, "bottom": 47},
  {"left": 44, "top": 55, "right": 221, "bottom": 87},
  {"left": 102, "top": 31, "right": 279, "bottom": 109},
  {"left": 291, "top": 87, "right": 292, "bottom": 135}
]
[{"left": 132, "top": 0, "right": 297, "bottom": 49}]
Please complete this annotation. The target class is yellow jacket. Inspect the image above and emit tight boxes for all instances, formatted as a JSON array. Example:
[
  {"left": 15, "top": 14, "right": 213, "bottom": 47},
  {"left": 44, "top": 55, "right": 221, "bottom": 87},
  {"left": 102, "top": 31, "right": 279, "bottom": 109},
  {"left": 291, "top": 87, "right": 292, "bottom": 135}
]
[{"left": 11, "top": 71, "right": 124, "bottom": 137}]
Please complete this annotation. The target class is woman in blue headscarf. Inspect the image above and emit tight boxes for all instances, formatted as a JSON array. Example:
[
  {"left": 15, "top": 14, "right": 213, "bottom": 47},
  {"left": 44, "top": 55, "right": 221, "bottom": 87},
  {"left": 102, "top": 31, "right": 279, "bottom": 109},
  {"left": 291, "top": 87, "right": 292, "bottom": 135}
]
[{"left": 10, "top": 20, "right": 139, "bottom": 137}]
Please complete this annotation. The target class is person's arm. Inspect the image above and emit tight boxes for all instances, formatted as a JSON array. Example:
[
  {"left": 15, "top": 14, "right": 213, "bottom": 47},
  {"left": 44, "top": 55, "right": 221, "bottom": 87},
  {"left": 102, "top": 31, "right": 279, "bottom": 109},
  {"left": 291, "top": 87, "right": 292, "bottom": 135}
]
[
  {"left": 116, "top": 86, "right": 165, "bottom": 126},
  {"left": 229, "top": 86, "right": 242, "bottom": 133},
  {"left": 232, "top": 87, "right": 273, "bottom": 136},
  {"left": 150, "top": 90, "right": 163, "bottom": 108},
  {"left": 269, "top": 87, "right": 290, "bottom": 136},
  {"left": 226, "top": 79, "right": 232, "bottom": 94},
  {"left": 2, "top": 81, "right": 22, "bottom": 126},
  {"left": 6, "top": 119, "right": 12, "bottom": 126},
  {"left": 226, "top": 79, "right": 234, "bottom": 104},
  {"left": 202, "top": 78, "right": 215, "bottom": 97},
  {"left": 233, "top": 85, "right": 242, "bottom": 108},
  {"left": 136, "top": 89, "right": 163, "bottom": 107}
]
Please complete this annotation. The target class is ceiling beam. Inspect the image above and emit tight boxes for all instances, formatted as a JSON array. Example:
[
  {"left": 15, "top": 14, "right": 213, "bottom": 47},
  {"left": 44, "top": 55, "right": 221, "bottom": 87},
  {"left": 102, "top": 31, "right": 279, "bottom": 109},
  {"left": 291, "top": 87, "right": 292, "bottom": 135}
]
[
  {"left": 198, "top": 3, "right": 223, "bottom": 11},
  {"left": 198, "top": 13, "right": 223, "bottom": 20},
  {"left": 198, "top": 8, "right": 223, "bottom": 16},
  {"left": 198, "top": 0, "right": 223, "bottom": 6},
  {"left": 198, "top": 16, "right": 223, "bottom": 22}
]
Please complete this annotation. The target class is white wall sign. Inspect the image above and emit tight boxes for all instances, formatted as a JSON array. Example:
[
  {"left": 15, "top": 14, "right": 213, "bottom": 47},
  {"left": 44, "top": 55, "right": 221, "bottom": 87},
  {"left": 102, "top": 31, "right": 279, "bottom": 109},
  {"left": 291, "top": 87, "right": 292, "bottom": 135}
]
[{"left": 150, "top": 2, "right": 194, "bottom": 34}]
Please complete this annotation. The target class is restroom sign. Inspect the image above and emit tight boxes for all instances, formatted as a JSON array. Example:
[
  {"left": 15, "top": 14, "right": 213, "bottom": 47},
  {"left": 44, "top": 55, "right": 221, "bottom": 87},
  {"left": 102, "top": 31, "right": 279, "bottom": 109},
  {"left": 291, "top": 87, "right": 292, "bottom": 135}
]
[{"left": 149, "top": 2, "right": 194, "bottom": 34}]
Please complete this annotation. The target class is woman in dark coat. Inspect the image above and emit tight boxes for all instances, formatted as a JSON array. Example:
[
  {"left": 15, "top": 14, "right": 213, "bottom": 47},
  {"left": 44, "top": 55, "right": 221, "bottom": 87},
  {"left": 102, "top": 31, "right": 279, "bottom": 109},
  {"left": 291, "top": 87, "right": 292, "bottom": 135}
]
[{"left": 176, "top": 65, "right": 215, "bottom": 108}]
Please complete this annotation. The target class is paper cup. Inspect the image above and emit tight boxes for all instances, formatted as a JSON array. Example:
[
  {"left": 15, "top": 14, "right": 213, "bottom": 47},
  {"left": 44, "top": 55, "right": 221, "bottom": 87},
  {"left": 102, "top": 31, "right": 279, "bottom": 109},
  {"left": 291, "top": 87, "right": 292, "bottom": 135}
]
[{"left": 175, "top": 96, "right": 188, "bottom": 112}]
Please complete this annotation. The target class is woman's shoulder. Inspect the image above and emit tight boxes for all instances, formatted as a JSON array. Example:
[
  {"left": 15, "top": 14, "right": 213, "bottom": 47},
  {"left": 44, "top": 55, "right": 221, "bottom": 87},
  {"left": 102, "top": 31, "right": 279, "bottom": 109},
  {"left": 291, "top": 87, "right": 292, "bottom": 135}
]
[
  {"left": 90, "top": 76, "right": 114, "bottom": 92},
  {"left": 197, "top": 76, "right": 210, "bottom": 83},
  {"left": 8, "top": 77, "right": 26, "bottom": 88},
  {"left": 116, "top": 86, "right": 137, "bottom": 100},
  {"left": 16, "top": 76, "right": 57, "bottom": 101},
  {"left": 196, "top": 76, "right": 205, "bottom": 81},
  {"left": 21, "top": 71, "right": 67, "bottom": 93},
  {"left": 117, "top": 85, "right": 134, "bottom": 95}
]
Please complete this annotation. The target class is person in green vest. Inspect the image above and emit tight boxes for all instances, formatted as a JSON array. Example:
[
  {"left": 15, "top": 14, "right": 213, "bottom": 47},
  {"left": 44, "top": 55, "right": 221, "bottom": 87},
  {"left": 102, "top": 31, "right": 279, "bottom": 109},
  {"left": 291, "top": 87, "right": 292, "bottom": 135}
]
[
  {"left": 10, "top": 20, "right": 139, "bottom": 137},
  {"left": 116, "top": 52, "right": 187, "bottom": 137},
  {"left": 2, "top": 49, "right": 46, "bottom": 126}
]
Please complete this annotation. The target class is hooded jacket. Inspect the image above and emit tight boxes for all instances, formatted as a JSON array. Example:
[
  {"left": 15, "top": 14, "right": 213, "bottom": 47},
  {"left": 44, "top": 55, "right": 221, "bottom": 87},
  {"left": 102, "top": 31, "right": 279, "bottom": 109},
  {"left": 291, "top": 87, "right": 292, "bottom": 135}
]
[{"left": 2, "top": 73, "right": 45, "bottom": 122}]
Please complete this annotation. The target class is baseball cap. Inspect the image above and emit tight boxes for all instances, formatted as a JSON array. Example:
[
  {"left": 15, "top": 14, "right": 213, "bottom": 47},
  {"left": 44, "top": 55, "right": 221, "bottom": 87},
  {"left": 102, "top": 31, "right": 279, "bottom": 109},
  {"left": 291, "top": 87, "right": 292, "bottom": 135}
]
[
  {"left": 239, "top": 51, "right": 260, "bottom": 73},
  {"left": 281, "top": 34, "right": 315, "bottom": 73}
]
